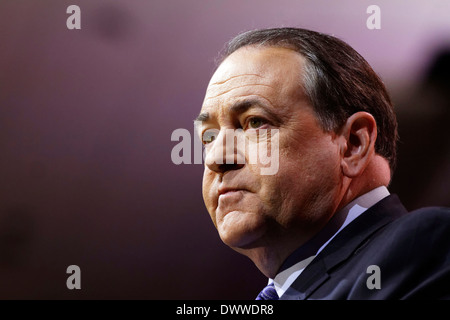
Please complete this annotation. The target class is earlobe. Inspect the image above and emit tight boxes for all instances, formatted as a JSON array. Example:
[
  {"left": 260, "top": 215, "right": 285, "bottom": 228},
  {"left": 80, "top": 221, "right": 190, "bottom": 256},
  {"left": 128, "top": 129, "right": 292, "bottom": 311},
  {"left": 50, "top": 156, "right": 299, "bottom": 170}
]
[{"left": 340, "top": 112, "right": 377, "bottom": 178}]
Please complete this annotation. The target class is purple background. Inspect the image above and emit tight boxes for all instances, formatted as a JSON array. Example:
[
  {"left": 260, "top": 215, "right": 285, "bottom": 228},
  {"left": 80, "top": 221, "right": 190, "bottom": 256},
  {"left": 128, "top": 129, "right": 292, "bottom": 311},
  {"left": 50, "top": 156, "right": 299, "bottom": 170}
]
[{"left": 0, "top": 0, "right": 449, "bottom": 299}]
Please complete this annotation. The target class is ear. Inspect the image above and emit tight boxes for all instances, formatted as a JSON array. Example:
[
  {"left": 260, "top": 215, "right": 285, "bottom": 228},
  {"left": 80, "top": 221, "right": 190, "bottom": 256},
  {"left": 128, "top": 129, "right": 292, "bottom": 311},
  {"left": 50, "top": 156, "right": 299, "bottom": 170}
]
[{"left": 339, "top": 112, "right": 377, "bottom": 178}]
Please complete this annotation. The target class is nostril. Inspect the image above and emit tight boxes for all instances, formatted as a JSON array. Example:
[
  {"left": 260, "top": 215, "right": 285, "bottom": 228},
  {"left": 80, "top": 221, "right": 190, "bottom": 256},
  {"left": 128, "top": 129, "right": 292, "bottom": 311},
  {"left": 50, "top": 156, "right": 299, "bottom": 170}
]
[
  {"left": 217, "top": 162, "right": 245, "bottom": 173},
  {"left": 206, "top": 153, "right": 245, "bottom": 173}
]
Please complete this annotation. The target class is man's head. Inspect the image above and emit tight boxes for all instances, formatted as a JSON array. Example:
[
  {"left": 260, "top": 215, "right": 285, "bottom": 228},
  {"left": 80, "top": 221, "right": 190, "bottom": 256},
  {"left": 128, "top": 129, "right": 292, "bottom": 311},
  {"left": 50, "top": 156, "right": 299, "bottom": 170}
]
[{"left": 197, "top": 28, "right": 397, "bottom": 277}]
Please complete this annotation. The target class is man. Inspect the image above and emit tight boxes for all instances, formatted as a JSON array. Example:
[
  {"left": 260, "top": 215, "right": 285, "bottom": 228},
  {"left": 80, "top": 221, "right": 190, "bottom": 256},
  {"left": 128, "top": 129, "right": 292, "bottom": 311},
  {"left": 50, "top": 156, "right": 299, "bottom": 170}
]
[{"left": 195, "top": 27, "right": 450, "bottom": 299}]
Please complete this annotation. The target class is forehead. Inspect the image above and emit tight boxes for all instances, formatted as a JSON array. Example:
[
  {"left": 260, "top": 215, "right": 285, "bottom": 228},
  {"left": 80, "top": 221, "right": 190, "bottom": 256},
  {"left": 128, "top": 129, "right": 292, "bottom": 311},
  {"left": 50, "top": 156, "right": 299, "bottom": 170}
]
[{"left": 201, "top": 46, "right": 306, "bottom": 113}]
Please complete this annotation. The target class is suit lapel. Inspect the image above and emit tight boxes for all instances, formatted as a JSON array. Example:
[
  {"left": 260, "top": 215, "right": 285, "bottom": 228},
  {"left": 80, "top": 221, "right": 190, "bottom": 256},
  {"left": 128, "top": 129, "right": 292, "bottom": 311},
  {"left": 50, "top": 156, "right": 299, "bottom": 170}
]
[
  {"left": 281, "top": 259, "right": 329, "bottom": 300},
  {"left": 281, "top": 194, "right": 408, "bottom": 300}
]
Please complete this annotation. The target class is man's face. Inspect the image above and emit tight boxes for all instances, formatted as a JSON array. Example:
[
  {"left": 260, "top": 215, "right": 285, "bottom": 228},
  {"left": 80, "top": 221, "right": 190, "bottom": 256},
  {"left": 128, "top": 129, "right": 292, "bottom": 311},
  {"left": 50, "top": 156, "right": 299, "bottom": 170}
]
[{"left": 198, "top": 46, "right": 343, "bottom": 253}]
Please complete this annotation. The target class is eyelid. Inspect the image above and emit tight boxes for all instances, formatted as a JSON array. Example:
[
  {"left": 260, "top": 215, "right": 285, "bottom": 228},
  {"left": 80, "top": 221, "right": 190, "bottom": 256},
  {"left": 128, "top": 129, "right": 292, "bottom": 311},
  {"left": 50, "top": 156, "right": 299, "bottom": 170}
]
[
  {"left": 199, "top": 113, "right": 271, "bottom": 144},
  {"left": 201, "top": 128, "right": 220, "bottom": 145},
  {"left": 243, "top": 116, "right": 269, "bottom": 130}
]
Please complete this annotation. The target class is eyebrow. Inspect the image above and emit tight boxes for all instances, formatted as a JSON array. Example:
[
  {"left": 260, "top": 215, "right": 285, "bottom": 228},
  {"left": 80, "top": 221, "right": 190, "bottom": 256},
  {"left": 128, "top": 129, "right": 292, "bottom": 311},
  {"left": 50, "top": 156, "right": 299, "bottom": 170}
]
[
  {"left": 194, "top": 112, "right": 210, "bottom": 122},
  {"left": 194, "top": 98, "right": 282, "bottom": 124},
  {"left": 229, "top": 99, "right": 264, "bottom": 115}
]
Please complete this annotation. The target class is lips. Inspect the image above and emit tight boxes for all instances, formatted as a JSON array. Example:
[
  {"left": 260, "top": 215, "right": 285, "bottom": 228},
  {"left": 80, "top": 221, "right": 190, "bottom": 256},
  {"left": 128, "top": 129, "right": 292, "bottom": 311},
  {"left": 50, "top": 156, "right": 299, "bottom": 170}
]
[
  {"left": 217, "top": 187, "right": 250, "bottom": 209},
  {"left": 218, "top": 187, "right": 247, "bottom": 197}
]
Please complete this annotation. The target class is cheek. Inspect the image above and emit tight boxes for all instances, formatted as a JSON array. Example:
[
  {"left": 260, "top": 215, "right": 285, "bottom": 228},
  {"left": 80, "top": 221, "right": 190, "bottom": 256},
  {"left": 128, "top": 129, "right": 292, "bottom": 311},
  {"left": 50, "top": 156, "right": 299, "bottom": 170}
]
[
  {"left": 202, "top": 170, "right": 217, "bottom": 226},
  {"left": 269, "top": 141, "right": 341, "bottom": 224},
  {"left": 282, "top": 131, "right": 341, "bottom": 181}
]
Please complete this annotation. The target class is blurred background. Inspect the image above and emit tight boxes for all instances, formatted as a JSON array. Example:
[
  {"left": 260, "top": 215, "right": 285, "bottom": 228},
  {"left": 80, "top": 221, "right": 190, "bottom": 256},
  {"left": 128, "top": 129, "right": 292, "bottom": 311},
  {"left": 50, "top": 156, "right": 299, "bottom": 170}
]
[{"left": 0, "top": 0, "right": 449, "bottom": 299}]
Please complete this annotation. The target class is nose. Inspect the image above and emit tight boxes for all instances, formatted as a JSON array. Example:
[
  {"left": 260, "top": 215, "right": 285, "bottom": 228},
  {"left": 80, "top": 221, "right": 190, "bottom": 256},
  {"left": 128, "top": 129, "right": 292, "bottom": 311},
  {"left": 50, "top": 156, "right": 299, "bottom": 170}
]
[{"left": 204, "top": 129, "right": 245, "bottom": 174}]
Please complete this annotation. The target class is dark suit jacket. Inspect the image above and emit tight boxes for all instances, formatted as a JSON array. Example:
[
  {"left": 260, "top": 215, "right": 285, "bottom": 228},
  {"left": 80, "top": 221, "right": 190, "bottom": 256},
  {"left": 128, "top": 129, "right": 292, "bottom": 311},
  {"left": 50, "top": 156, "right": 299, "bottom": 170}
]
[{"left": 281, "top": 195, "right": 450, "bottom": 299}]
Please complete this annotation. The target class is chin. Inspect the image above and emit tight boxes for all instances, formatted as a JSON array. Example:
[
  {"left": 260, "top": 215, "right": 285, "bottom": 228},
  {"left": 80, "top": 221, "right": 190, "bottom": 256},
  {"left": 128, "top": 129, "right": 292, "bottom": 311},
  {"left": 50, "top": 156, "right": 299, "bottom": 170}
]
[{"left": 217, "top": 211, "right": 268, "bottom": 249}]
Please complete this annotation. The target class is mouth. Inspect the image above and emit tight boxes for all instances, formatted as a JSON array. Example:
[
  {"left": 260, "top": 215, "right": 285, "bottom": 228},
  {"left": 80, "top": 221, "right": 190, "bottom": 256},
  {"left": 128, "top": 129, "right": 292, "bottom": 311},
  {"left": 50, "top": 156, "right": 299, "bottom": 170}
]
[
  {"left": 219, "top": 187, "right": 245, "bottom": 195},
  {"left": 217, "top": 187, "right": 248, "bottom": 200}
]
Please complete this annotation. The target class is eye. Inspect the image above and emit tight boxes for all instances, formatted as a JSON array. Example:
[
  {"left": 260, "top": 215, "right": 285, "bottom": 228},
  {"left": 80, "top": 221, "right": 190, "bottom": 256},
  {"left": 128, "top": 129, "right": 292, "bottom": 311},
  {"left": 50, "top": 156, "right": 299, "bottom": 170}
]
[
  {"left": 202, "top": 129, "right": 219, "bottom": 145},
  {"left": 246, "top": 117, "right": 266, "bottom": 129}
]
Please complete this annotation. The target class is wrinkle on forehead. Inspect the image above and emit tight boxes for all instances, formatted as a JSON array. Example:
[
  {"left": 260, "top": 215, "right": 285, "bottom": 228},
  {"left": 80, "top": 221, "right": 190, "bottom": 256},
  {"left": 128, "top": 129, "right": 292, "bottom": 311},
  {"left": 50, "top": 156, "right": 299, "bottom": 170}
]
[
  {"left": 204, "top": 83, "right": 274, "bottom": 101},
  {"left": 205, "top": 72, "right": 274, "bottom": 103},
  {"left": 209, "top": 73, "right": 264, "bottom": 86}
]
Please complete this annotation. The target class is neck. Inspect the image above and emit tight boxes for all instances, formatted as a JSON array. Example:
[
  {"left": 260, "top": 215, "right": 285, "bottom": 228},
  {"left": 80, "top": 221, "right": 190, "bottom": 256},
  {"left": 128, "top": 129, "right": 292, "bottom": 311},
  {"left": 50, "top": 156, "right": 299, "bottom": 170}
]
[
  {"left": 234, "top": 220, "right": 326, "bottom": 278},
  {"left": 337, "top": 156, "right": 390, "bottom": 213}
]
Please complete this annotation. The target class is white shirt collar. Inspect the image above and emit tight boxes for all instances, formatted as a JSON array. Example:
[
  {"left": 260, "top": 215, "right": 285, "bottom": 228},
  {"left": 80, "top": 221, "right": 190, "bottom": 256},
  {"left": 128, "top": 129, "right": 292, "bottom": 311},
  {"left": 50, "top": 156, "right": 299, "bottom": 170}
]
[{"left": 270, "top": 186, "right": 390, "bottom": 298}]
